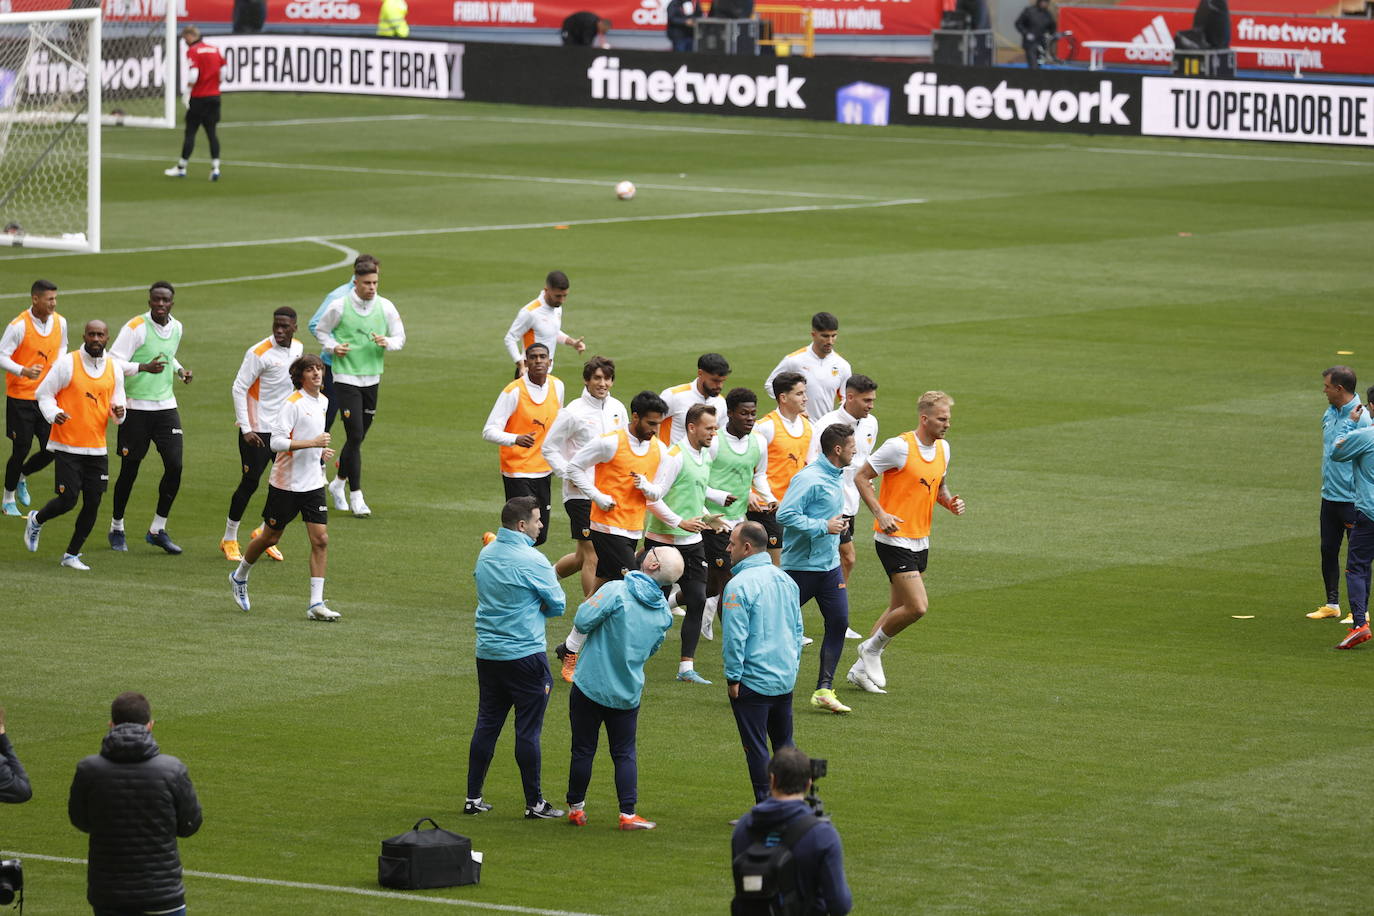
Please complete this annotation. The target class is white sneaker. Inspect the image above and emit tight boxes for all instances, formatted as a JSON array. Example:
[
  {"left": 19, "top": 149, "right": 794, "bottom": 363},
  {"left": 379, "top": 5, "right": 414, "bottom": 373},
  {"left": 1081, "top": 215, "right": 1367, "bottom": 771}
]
[
  {"left": 859, "top": 642, "right": 887, "bottom": 688},
  {"left": 846, "top": 661, "right": 887, "bottom": 694},
  {"left": 60, "top": 553, "right": 91, "bottom": 571},
  {"left": 801, "top": 635, "right": 814, "bottom": 647},
  {"left": 845, "top": 627, "right": 863, "bottom": 639},
  {"left": 329, "top": 477, "right": 348, "bottom": 511},
  {"left": 23, "top": 510, "right": 41, "bottom": 552},
  {"left": 163, "top": 166, "right": 186, "bottom": 177},
  {"left": 307, "top": 602, "right": 340, "bottom": 621},
  {"left": 229, "top": 572, "right": 251, "bottom": 612},
  {"left": 671, "top": 605, "right": 686, "bottom": 618},
  {"left": 350, "top": 491, "right": 371, "bottom": 518},
  {"left": 209, "top": 168, "right": 220, "bottom": 182}
]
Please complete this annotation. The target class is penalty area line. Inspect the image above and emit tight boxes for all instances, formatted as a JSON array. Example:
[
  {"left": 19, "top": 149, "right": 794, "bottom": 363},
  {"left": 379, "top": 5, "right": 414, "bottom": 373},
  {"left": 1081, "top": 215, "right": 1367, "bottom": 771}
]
[{"left": 1, "top": 851, "right": 606, "bottom": 916}]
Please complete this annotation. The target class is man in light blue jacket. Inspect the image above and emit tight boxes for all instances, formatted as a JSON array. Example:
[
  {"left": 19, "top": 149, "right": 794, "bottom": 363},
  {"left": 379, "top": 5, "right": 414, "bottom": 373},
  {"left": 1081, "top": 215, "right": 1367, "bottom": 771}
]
[
  {"left": 723, "top": 520, "right": 804, "bottom": 802},
  {"left": 1311, "top": 366, "right": 1370, "bottom": 621},
  {"left": 563, "top": 545, "right": 683, "bottom": 830},
  {"left": 777, "top": 424, "right": 855, "bottom": 714},
  {"left": 464, "top": 496, "right": 567, "bottom": 819}
]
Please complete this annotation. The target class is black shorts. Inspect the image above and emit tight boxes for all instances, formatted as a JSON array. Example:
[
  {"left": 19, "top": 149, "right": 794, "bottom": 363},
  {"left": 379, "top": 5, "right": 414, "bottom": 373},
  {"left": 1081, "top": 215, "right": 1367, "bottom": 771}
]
[
  {"left": 746, "top": 508, "right": 783, "bottom": 551},
  {"left": 6, "top": 396, "right": 47, "bottom": 444},
  {"left": 502, "top": 475, "right": 552, "bottom": 546},
  {"left": 590, "top": 529, "right": 637, "bottom": 581},
  {"left": 54, "top": 450, "right": 108, "bottom": 495},
  {"left": 117, "top": 408, "right": 183, "bottom": 462},
  {"left": 187, "top": 95, "right": 221, "bottom": 129},
  {"left": 262, "top": 485, "right": 327, "bottom": 530},
  {"left": 703, "top": 528, "right": 731, "bottom": 570},
  {"left": 875, "top": 541, "right": 928, "bottom": 578},
  {"left": 238, "top": 429, "right": 274, "bottom": 478},
  {"left": 565, "top": 498, "right": 592, "bottom": 541},
  {"left": 839, "top": 514, "right": 855, "bottom": 545},
  {"left": 645, "top": 537, "right": 707, "bottom": 586}
]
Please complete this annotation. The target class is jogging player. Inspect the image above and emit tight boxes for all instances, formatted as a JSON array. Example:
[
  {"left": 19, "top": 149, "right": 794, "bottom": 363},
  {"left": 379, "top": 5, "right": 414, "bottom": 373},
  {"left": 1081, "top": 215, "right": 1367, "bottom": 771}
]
[
  {"left": 645, "top": 404, "right": 734, "bottom": 684},
  {"left": 2, "top": 280, "right": 66, "bottom": 515},
  {"left": 222, "top": 308, "right": 302, "bottom": 562},
  {"left": 228, "top": 354, "right": 340, "bottom": 621},
  {"left": 558, "top": 391, "right": 671, "bottom": 681},
  {"left": 701, "top": 387, "right": 775, "bottom": 640},
  {"left": 658, "top": 353, "right": 729, "bottom": 445},
  {"left": 307, "top": 254, "right": 376, "bottom": 432},
  {"left": 315, "top": 258, "right": 406, "bottom": 518},
  {"left": 542, "top": 355, "right": 627, "bottom": 598},
  {"left": 764, "top": 311, "right": 851, "bottom": 422},
  {"left": 806, "top": 374, "right": 879, "bottom": 585},
  {"left": 482, "top": 342, "right": 565, "bottom": 548},
  {"left": 504, "top": 270, "right": 585, "bottom": 376},
  {"left": 750, "top": 372, "right": 812, "bottom": 565},
  {"left": 24, "top": 320, "right": 126, "bottom": 570},
  {"left": 107, "top": 282, "right": 193, "bottom": 555},
  {"left": 851, "top": 391, "right": 966, "bottom": 691}
]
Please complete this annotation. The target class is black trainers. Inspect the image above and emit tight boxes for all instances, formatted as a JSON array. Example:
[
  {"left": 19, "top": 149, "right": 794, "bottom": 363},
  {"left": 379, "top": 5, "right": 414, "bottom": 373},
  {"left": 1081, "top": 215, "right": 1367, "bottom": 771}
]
[
  {"left": 463, "top": 798, "right": 492, "bottom": 815},
  {"left": 525, "top": 799, "right": 565, "bottom": 819},
  {"left": 108, "top": 529, "right": 128, "bottom": 552},
  {"left": 146, "top": 529, "right": 183, "bottom": 555}
]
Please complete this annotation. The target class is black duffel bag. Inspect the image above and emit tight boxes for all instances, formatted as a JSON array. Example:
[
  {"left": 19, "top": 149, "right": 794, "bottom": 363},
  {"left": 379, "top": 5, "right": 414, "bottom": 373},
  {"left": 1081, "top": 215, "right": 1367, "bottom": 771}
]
[{"left": 378, "top": 818, "right": 480, "bottom": 889}]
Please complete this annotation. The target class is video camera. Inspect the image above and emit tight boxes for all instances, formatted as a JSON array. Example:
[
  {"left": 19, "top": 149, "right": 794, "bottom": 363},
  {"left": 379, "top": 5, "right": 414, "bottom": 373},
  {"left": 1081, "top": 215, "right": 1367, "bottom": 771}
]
[
  {"left": 805, "top": 758, "right": 828, "bottom": 818},
  {"left": 0, "top": 857, "right": 22, "bottom": 908}
]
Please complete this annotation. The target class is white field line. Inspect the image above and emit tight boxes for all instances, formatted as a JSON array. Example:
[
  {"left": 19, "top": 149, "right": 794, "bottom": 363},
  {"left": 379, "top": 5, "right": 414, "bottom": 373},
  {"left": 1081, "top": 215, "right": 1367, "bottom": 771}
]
[
  {"left": 104, "top": 152, "right": 879, "bottom": 201},
  {"left": 216, "top": 112, "right": 1374, "bottom": 169},
  {"left": 0, "top": 240, "right": 359, "bottom": 295},
  {"left": 2, "top": 851, "right": 606, "bottom": 916},
  {"left": 0, "top": 200, "right": 924, "bottom": 286}
]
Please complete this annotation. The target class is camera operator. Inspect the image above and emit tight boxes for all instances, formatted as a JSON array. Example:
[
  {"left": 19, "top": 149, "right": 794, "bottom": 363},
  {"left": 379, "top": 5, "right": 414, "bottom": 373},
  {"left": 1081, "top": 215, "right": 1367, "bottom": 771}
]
[
  {"left": 68, "top": 692, "right": 202, "bottom": 916},
  {"left": 731, "top": 747, "right": 851, "bottom": 915},
  {"left": 0, "top": 706, "right": 32, "bottom": 804}
]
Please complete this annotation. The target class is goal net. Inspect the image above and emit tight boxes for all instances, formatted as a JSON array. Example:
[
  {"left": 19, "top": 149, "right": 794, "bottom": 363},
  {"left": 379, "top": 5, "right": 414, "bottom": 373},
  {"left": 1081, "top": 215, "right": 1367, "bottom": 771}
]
[{"left": 0, "top": 8, "right": 101, "bottom": 252}]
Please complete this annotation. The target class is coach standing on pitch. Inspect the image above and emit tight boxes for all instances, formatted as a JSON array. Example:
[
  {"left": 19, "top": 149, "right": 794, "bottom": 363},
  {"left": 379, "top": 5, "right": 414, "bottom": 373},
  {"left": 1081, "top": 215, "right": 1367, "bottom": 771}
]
[
  {"left": 778, "top": 424, "right": 855, "bottom": 715},
  {"left": 164, "top": 27, "right": 224, "bottom": 182},
  {"left": 464, "top": 496, "right": 568, "bottom": 820},
  {"left": 563, "top": 546, "right": 682, "bottom": 829},
  {"left": 723, "top": 520, "right": 803, "bottom": 803}
]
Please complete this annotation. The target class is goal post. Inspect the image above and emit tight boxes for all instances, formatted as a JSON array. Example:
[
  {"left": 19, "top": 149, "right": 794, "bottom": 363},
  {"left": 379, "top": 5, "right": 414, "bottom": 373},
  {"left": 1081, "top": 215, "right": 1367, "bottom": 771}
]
[{"left": 0, "top": 7, "right": 102, "bottom": 253}]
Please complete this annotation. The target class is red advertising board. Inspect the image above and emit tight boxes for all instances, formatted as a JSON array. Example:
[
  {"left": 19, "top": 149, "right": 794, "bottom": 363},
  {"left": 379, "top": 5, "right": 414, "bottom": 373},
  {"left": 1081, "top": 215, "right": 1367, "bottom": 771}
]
[
  {"left": 1059, "top": 6, "right": 1374, "bottom": 75},
  {"left": 180, "top": 0, "right": 940, "bottom": 36}
]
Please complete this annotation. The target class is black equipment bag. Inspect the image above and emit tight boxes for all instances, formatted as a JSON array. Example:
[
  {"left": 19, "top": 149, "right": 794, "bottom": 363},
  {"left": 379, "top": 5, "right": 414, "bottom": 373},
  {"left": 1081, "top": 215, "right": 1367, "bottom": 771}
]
[
  {"left": 731, "top": 813, "right": 821, "bottom": 915},
  {"left": 378, "top": 818, "right": 480, "bottom": 889}
]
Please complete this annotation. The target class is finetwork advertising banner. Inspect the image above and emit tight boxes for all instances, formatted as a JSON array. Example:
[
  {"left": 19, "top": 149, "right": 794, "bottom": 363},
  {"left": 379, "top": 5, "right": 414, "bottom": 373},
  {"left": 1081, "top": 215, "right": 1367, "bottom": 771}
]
[
  {"left": 1140, "top": 76, "right": 1374, "bottom": 145},
  {"left": 209, "top": 34, "right": 464, "bottom": 98},
  {"left": 459, "top": 43, "right": 1143, "bottom": 135}
]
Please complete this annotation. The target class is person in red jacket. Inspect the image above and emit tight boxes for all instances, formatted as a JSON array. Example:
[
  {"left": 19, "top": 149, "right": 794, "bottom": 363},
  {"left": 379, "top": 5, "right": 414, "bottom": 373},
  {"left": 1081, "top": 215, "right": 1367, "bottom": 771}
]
[{"left": 164, "top": 26, "right": 225, "bottom": 182}]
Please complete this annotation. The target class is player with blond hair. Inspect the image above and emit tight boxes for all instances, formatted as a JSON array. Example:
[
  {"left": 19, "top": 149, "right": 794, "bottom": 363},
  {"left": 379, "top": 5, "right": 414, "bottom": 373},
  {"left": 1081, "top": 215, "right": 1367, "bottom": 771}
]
[{"left": 850, "top": 391, "right": 966, "bottom": 693}]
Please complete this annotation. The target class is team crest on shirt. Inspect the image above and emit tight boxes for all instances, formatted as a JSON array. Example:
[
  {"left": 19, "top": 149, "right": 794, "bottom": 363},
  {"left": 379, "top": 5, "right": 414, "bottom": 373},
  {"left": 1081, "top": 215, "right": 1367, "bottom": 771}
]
[
  {"left": 830, "top": 367, "right": 838, "bottom": 376},
  {"left": 342, "top": 409, "right": 351, "bottom": 419},
  {"left": 120, "top": 447, "right": 128, "bottom": 456},
  {"left": 58, "top": 484, "right": 66, "bottom": 493}
]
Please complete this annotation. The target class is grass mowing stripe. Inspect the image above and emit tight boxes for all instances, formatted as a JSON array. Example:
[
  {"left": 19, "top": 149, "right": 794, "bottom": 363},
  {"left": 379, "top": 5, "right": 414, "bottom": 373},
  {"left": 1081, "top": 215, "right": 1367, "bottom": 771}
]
[
  {"left": 102, "top": 152, "right": 881, "bottom": 201},
  {"left": 1, "top": 852, "right": 606, "bottom": 915}
]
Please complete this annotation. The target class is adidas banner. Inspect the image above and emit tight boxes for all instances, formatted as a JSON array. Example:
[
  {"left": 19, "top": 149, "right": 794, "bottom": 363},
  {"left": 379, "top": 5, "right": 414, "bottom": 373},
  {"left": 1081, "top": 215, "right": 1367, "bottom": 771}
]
[{"left": 1059, "top": 7, "right": 1374, "bottom": 77}]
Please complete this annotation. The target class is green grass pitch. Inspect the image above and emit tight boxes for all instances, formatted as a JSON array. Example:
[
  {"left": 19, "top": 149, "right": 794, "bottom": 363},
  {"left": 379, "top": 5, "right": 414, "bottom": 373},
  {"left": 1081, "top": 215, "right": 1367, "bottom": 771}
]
[{"left": 3, "top": 92, "right": 1374, "bottom": 914}]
